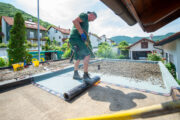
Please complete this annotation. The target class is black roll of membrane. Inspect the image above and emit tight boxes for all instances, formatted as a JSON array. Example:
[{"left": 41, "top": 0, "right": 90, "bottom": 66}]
[{"left": 63, "top": 76, "right": 100, "bottom": 101}]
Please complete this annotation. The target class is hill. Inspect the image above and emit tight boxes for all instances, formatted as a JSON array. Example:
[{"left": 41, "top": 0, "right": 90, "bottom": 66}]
[
  {"left": 0, "top": 2, "right": 51, "bottom": 28},
  {"left": 110, "top": 33, "right": 174, "bottom": 44}
]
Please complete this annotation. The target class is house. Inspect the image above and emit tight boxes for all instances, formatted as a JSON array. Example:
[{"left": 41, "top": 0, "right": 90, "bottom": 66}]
[
  {"left": 154, "top": 32, "right": 180, "bottom": 80},
  {"left": 127, "top": 38, "right": 161, "bottom": 60},
  {"left": 0, "top": 16, "right": 47, "bottom": 46},
  {"left": 47, "top": 26, "right": 70, "bottom": 46},
  {"left": 100, "top": 35, "right": 106, "bottom": 43},
  {"left": 88, "top": 32, "right": 101, "bottom": 48},
  {"left": 88, "top": 32, "right": 101, "bottom": 53},
  {"left": 100, "top": 35, "right": 114, "bottom": 45}
]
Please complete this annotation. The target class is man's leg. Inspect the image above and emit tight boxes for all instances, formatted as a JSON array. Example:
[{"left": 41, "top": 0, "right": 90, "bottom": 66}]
[
  {"left": 83, "top": 55, "right": 91, "bottom": 81},
  {"left": 74, "top": 60, "right": 80, "bottom": 70},
  {"left": 73, "top": 59, "right": 82, "bottom": 80},
  {"left": 83, "top": 55, "right": 90, "bottom": 72}
]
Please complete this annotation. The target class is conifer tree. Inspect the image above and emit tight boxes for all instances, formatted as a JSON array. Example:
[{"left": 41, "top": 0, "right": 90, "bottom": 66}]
[
  {"left": 7, "top": 13, "right": 27, "bottom": 65},
  {"left": 0, "top": 26, "right": 2, "bottom": 43}
]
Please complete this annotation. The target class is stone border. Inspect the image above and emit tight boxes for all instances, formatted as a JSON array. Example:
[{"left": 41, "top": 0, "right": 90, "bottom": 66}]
[
  {"left": 0, "top": 77, "right": 33, "bottom": 92},
  {"left": 158, "top": 61, "right": 179, "bottom": 92}
]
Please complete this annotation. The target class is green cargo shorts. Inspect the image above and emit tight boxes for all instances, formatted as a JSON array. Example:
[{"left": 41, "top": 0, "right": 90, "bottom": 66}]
[{"left": 69, "top": 39, "right": 91, "bottom": 60}]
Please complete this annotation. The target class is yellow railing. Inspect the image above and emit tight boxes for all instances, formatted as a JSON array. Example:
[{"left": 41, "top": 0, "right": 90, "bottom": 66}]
[{"left": 67, "top": 100, "right": 180, "bottom": 120}]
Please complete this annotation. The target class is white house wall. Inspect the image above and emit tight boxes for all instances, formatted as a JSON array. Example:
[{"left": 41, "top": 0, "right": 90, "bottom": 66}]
[
  {"left": 162, "top": 40, "right": 177, "bottom": 65},
  {"left": 100, "top": 35, "right": 106, "bottom": 43},
  {"left": 130, "top": 42, "right": 155, "bottom": 51},
  {"left": 89, "top": 35, "right": 99, "bottom": 48},
  {"left": 0, "top": 48, "right": 8, "bottom": 57},
  {"left": 162, "top": 39, "right": 180, "bottom": 80},
  {"left": 48, "top": 27, "right": 63, "bottom": 45},
  {"left": 176, "top": 39, "right": 180, "bottom": 80}
]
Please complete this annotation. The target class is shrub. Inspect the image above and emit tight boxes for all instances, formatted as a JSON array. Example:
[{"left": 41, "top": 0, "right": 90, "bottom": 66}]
[
  {"left": 165, "top": 62, "right": 176, "bottom": 78},
  {"left": 117, "top": 54, "right": 125, "bottom": 59},
  {"left": 176, "top": 78, "right": 180, "bottom": 85},
  {"left": 62, "top": 48, "right": 71, "bottom": 59},
  {"left": 25, "top": 41, "right": 32, "bottom": 48},
  {"left": 0, "top": 43, "right": 7, "bottom": 48},
  {"left": 0, "top": 57, "right": 6, "bottom": 67},
  {"left": 97, "top": 42, "right": 115, "bottom": 58},
  {"left": 147, "top": 53, "right": 161, "bottom": 61},
  {"left": 32, "top": 43, "right": 38, "bottom": 47},
  {"left": 24, "top": 53, "right": 33, "bottom": 64},
  {"left": 60, "top": 42, "right": 68, "bottom": 52}
]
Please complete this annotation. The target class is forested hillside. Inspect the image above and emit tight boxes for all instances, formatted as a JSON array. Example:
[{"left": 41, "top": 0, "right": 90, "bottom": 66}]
[{"left": 0, "top": 2, "right": 51, "bottom": 28}]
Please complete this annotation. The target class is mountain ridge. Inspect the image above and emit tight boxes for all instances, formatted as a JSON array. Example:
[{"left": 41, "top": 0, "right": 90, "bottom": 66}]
[{"left": 110, "top": 33, "right": 175, "bottom": 44}]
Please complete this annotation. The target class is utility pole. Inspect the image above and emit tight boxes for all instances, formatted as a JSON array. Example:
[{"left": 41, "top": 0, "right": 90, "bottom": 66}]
[{"left": 37, "top": 0, "right": 40, "bottom": 61}]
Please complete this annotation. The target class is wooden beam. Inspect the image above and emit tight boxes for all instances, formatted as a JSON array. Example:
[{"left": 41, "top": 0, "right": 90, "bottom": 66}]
[
  {"left": 140, "top": 0, "right": 180, "bottom": 24},
  {"left": 122, "top": 0, "right": 144, "bottom": 30},
  {"left": 144, "top": 9, "right": 180, "bottom": 32}
]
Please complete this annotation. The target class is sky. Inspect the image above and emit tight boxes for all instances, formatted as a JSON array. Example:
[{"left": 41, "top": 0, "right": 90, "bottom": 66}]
[{"left": 0, "top": 0, "right": 180, "bottom": 38}]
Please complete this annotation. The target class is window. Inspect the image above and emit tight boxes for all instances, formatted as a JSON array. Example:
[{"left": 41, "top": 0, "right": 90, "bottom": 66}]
[
  {"left": 169, "top": 54, "right": 174, "bottom": 63},
  {"left": 165, "top": 53, "right": 169, "bottom": 62},
  {"left": 55, "top": 29, "right": 58, "bottom": 33},
  {"left": 59, "top": 36, "right": 61, "bottom": 39},
  {"left": 30, "top": 32, "right": 34, "bottom": 38},
  {"left": 141, "top": 41, "right": 148, "bottom": 48}
]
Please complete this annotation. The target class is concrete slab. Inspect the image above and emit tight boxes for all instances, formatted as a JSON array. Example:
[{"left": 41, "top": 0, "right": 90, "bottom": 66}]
[{"left": 0, "top": 83, "right": 180, "bottom": 120}]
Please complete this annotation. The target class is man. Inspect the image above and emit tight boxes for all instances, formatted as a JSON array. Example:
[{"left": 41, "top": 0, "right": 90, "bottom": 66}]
[{"left": 69, "top": 11, "right": 97, "bottom": 81}]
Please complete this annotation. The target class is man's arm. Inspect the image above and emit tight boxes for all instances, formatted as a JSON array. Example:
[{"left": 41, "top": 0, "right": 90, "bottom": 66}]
[{"left": 72, "top": 17, "right": 84, "bottom": 35}]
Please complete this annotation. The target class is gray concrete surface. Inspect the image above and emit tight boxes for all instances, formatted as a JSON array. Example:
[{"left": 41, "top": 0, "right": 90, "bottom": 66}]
[{"left": 0, "top": 83, "right": 180, "bottom": 120}]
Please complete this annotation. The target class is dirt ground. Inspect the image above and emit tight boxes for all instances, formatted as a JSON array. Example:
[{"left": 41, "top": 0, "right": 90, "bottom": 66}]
[
  {"left": 0, "top": 60, "right": 72, "bottom": 81},
  {"left": 80, "top": 61, "right": 165, "bottom": 88},
  {"left": 0, "top": 82, "right": 179, "bottom": 120}
]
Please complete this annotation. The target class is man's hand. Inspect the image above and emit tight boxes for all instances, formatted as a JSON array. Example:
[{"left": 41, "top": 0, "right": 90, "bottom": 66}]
[{"left": 81, "top": 33, "right": 87, "bottom": 42}]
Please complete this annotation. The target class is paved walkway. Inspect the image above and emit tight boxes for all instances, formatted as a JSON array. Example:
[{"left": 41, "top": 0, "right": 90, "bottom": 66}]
[{"left": 0, "top": 83, "right": 180, "bottom": 120}]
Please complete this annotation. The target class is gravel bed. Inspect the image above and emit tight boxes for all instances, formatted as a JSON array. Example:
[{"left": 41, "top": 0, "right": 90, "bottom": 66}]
[
  {"left": 0, "top": 60, "right": 72, "bottom": 81},
  {"left": 80, "top": 61, "right": 165, "bottom": 88}
]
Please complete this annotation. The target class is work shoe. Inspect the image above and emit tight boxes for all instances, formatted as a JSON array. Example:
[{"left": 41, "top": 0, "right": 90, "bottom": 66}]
[
  {"left": 73, "top": 71, "right": 82, "bottom": 80},
  {"left": 83, "top": 72, "right": 92, "bottom": 84}
]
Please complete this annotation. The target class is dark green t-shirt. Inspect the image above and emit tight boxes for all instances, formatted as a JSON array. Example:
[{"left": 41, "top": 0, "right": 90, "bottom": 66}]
[{"left": 69, "top": 13, "right": 89, "bottom": 42}]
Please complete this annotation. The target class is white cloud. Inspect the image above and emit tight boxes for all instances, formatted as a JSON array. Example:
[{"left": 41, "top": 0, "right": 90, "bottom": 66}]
[
  {"left": 16, "top": 0, "right": 97, "bottom": 29},
  {"left": 13, "top": 0, "right": 180, "bottom": 38}
]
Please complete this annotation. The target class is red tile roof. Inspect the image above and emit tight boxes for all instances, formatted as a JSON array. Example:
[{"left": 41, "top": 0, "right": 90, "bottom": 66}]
[
  {"left": 127, "top": 38, "right": 155, "bottom": 49},
  {"left": 48, "top": 26, "right": 70, "bottom": 34},
  {"left": 1, "top": 16, "right": 47, "bottom": 31},
  {"left": 155, "top": 32, "right": 180, "bottom": 46}
]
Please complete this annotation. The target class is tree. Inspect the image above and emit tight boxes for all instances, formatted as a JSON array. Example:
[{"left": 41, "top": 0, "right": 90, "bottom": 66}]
[
  {"left": 0, "top": 25, "right": 2, "bottom": 43},
  {"left": 44, "top": 37, "right": 51, "bottom": 51},
  {"left": 97, "top": 42, "right": 115, "bottom": 58},
  {"left": 7, "top": 13, "right": 28, "bottom": 65},
  {"left": 118, "top": 41, "right": 129, "bottom": 58},
  {"left": 61, "top": 39, "right": 71, "bottom": 58}
]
